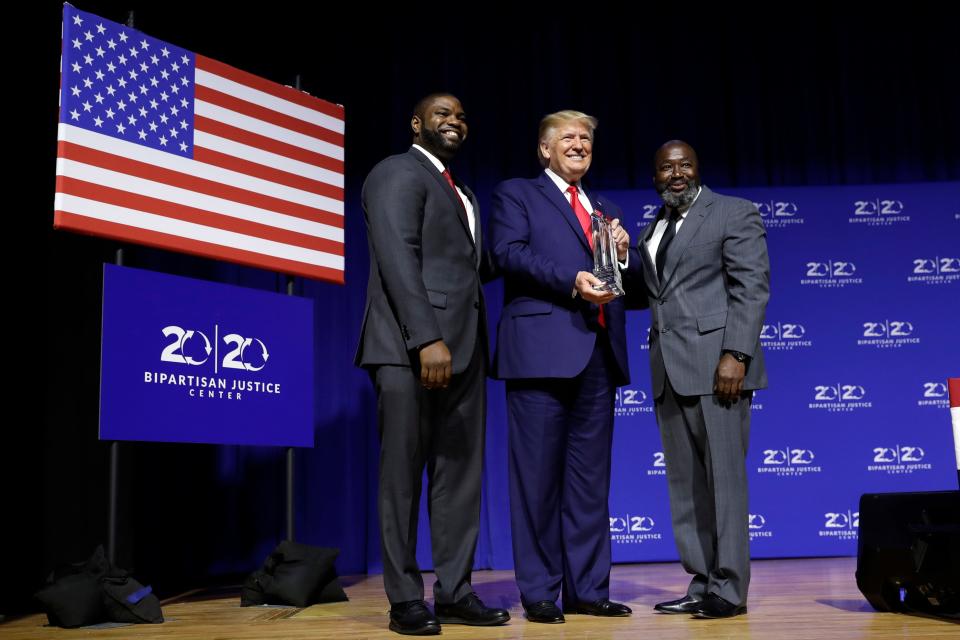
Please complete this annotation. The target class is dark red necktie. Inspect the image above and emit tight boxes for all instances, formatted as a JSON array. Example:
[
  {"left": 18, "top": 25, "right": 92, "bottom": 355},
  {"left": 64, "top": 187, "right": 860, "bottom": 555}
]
[
  {"left": 442, "top": 168, "right": 471, "bottom": 234},
  {"left": 567, "top": 185, "right": 605, "bottom": 328},
  {"left": 441, "top": 168, "right": 457, "bottom": 192},
  {"left": 442, "top": 169, "right": 466, "bottom": 209}
]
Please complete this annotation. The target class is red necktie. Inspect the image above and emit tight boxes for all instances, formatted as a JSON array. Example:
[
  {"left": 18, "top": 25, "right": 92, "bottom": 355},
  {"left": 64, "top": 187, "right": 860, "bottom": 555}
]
[
  {"left": 443, "top": 169, "right": 466, "bottom": 208},
  {"left": 442, "top": 168, "right": 457, "bottom": 192},
  {"left": 567, "top": 185, "right": 605, "bottom": 328},
  {"left": 567, "top": 185, "right": 594, "bottom": 249},
  {"left": 445, "top": 166, "right": 470, "bottom": 214}
]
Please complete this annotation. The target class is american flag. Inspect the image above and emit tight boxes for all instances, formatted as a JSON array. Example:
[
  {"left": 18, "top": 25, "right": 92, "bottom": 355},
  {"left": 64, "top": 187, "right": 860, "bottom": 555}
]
[{"left": 55, "top": 5, "right": 346, "bottom": 283}]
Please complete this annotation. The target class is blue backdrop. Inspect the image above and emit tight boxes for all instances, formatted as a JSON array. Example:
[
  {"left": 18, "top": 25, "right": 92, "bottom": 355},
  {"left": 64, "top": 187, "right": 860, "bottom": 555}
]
[{"left": 603, "top": 182, "right": 959, "bottom": 561}]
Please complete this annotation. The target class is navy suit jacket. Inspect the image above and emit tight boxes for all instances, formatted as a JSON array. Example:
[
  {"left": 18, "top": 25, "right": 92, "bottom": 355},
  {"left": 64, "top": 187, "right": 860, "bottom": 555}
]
[{"left": 489, "top": 172, "right": 630, "bottom": 386}]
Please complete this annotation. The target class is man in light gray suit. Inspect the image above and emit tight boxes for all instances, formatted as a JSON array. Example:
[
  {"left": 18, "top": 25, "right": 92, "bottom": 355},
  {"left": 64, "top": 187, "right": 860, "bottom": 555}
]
[{"left": 626, "top": 140, "right": 769, "bottom": 619}]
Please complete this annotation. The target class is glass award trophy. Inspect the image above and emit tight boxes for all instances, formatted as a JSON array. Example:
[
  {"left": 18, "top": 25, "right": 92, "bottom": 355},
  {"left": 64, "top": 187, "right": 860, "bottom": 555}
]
[{"left": 590, "top": 211, "right": 625, "bottom": 296}]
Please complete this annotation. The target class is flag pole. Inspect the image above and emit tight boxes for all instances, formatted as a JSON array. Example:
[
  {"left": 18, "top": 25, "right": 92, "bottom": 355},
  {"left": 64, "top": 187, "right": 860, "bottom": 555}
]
[
  {"left": 283, "top": 74, "right": 303, "bottom": 542},
  {"left": 285, "top": 274, "right": 296, "bottom": 542},
  {"left": 106, "top": 9, "right": 136, "bottom": 568}
]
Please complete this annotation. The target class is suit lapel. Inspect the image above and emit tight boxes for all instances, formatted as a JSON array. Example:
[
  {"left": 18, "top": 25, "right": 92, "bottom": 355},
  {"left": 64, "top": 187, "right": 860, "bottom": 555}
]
[
  {"left": 589, "top": 193, "right": 606, "bottom": 218},
  {"left": 536, "top": 172, "right": 591, "bottom": 253},
  {"left": 639, "top": 207, "right": 664, "bottom": 294},
  {"left": 643, "top": 209, "right": 662, "bottom": 243},
  {"left": 637, "top": 216, "right": 660, "bottom": 291},
  {"left": 660, "top": 186, "right": 715, "bottom": 290},
  {"left": 408, "top": 148, "right": 476, "bottom": 248}
]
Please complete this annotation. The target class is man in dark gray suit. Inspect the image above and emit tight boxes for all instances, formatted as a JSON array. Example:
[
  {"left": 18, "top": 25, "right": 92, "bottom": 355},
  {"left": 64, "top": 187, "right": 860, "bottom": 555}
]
[
  {"left": 627, "top": 140, "right": 769, "bottom": 619},
  {"left": 355, "top": 93, "right": 507, "bottom": 635}
]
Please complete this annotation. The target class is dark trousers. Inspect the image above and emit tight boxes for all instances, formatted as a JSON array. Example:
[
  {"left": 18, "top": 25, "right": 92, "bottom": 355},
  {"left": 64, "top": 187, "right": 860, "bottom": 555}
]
[
  {"left": 506, "top": 335, "right": 616, "bottom": 606},
  {"left": 374, "top": 340, "right": 485, "bottom": 605},
  {"left": 655, "top": 376, "right": 752, "bottom": 606}
]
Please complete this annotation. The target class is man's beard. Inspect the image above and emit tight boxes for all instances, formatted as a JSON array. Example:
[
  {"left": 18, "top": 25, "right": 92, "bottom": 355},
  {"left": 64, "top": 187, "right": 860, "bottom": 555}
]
[
  {"left": 420, "top": 126, "right": 460, "bottom": 156},
  {"left": 657, "top": 179, "right": 699, "bottom": 209}
]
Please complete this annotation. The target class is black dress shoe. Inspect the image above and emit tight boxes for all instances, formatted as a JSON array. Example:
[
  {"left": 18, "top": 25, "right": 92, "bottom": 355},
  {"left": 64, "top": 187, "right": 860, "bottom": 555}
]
[
  {"left": 524, "top": 599, "right": 565, "bottom": 623},
  {"left": 435, "top": 593, "right": 510, "bottom": 626},
  {"left": 388, "top": 600, "right": 440, "bottom": 635},
  {"left": 692, "top": 593, "right": 746, "bottom": 619},
  {"left": 566, "top": 598, "right": 633, "bottom": 616},
  {"left": 654, "top": 595, "right": 702, "bottom": 614}
]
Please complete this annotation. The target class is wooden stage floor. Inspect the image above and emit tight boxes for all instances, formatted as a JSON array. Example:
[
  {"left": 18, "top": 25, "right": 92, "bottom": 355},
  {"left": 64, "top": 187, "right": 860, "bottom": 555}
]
[{"left": 3, "top": 557, "right": 955, "bottom": 639}]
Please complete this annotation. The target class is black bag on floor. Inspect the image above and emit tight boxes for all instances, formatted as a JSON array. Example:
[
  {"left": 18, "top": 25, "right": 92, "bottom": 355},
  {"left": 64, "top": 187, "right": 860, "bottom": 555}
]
[
  {"left": 241, "top": 541, "right": 347, "bottom": 607},
  {"left": 34, "top": 571, "right": 104, "bottom": 628},
  {"left": 34, "top": 545, "right": 163, "bottom": 628},
  {"left": 102, "top": 573, "right": 164, "bottom": 624}
]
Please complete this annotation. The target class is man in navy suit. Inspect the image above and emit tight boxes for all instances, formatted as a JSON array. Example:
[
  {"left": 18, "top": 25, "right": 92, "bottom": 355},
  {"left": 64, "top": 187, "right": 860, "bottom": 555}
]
[
  {"left": 356, "top": 93, "right": 508, "bottom": 635},
  {"left": 489, "top": 110, "right": 633, "bottom": 623}
]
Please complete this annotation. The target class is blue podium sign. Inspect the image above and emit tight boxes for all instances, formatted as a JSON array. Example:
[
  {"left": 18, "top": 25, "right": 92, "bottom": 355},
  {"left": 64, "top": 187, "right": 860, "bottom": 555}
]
[{"left": 100, "top": 264, "right": 314, "bottom": 446}]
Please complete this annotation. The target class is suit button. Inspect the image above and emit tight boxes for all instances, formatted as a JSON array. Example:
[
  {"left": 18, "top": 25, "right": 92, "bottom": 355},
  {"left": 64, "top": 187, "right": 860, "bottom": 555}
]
[
  {"left": 661, "top": 327, "right": 670, "bottom": 334},
  {"left": 659, "top": 299, "right": 666, "bottom": 305},
  {"left": 473, "top": 301, "right": 479, "bottom": 309}
]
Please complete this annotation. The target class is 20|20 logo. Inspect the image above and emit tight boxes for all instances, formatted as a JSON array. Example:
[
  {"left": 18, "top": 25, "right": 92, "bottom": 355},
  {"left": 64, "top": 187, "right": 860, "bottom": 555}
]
[
  {"left": 805, "top": 261, "right": 856, "bottom": 277},
  {"left": 853, "top": 200, "right": 903, "bottom": 215},
  {"left": 619, "top": 388, "right": 647, "bottom": 405},
  {"left": 824, "top": 512, "right": 859, "bottom": 528},
  {"left": 761, "top": 323, "right": 806, "bottom": 339},
  {"left": 862, "top": 321, "right": 913, "bottom": 337},
  {"left": 913, "top": 258, "right": 960, "bottom": 274},
  {"left": 754, "top": 201, "right": 798, "bottom": 217},
  {"left": 610, "top": 516, "right": 655, "bottom": 533},
  {"left": 640, "top": 204, "right": 660, "bottom": 220},
  {"left": 814, "top": 385, "right": 865, "bottom": 401},
  {"left": 923, "top": 383, "right": 947, "bottom": 398},
  {"left": 762, "top": 449, "right": 815, "bottom": 465},
  {"left": 161, "top": 326, "right": 269, "bottom": 371},
  {"left": 873, "top": 446, "right": 925, "bottom": 463}
]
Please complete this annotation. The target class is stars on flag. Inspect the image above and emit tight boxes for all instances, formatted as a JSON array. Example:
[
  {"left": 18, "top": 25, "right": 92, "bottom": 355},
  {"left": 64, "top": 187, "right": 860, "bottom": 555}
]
[{"left": 62, "top": 8, "right": 195, "bottom": 156}]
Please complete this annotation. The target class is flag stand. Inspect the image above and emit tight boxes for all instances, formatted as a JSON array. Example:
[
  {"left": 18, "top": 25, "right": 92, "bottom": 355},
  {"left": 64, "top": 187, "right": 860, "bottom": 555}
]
[
  {"left": 106, "top": 245, "right": 124, "bottom": 565},
  {"left": 282, "top": 75, "right": 302, "bottom": 543},
  {"left": 105, "top": 12, "right": 135, "bottom": 568}
]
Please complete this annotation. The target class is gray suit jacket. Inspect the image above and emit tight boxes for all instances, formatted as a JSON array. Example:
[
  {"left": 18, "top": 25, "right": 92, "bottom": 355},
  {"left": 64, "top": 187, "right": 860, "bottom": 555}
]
[
  {"left": 355, "top": 147, "right": 488, "bottom": 374},
  {"left": 629, "top": 186, "right": 770, "bottom": 397}
]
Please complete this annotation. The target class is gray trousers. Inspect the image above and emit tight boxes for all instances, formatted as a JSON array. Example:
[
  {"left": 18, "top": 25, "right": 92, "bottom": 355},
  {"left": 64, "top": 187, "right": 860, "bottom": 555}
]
[
  {"left": 373, "top": 341, "right": 485, "bottom": 605},
  {"left": 655, "top": 376, "right": 752, "bottom": 606}
]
